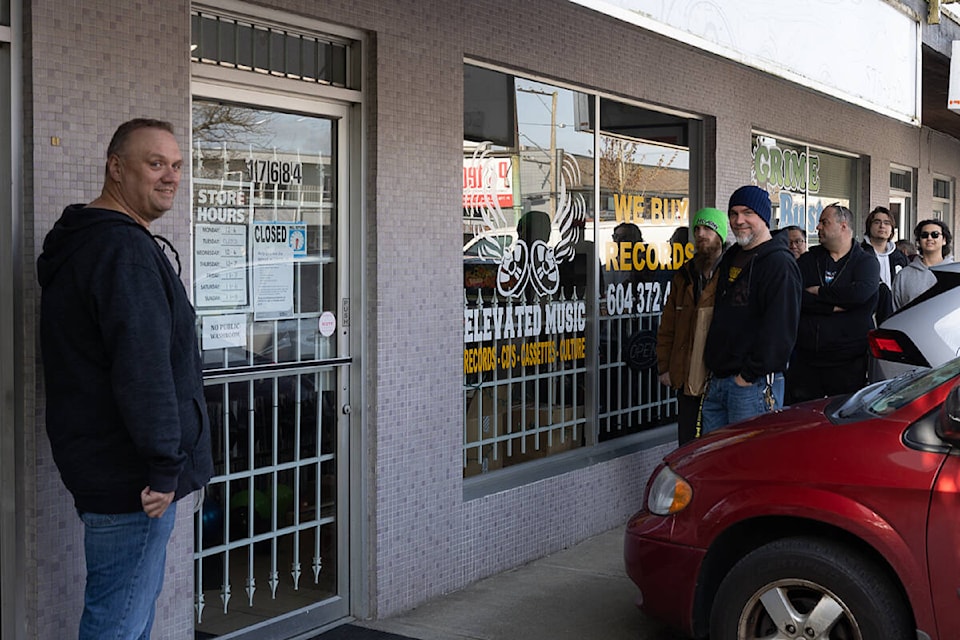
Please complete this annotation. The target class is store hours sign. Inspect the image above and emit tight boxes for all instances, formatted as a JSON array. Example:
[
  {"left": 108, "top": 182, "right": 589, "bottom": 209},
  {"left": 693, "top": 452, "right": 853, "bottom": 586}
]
[
  {"left": 193, "top": 178, "right": 252, "bottom": 309},
  {"left": 194, "top": 223, "right": 249, "bottom": 308}
]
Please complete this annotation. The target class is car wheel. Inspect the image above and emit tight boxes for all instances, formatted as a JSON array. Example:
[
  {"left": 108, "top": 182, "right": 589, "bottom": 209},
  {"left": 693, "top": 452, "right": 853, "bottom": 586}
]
[{"left": 710, "top": 537, "right": 912, "bottom": 640}]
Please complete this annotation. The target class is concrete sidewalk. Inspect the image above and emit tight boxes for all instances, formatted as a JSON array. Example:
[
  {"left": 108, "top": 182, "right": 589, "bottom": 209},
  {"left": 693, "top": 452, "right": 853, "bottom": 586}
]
[{"left": 354, "top": 526, "right": 687, "bottom": 640}]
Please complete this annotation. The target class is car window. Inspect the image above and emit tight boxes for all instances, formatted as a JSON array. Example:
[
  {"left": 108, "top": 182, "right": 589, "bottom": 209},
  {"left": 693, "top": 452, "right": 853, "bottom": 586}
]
[
  {"left": 864, "top": 357, "right": 960, "bottom": 415},
  {"left": 933, "top": 267, "right": 960, "bottom": 291},
  {"left": 899, "top": 267, "right": 960, "bottom": 311},
  {"left": 463, "top": 233, "right": 513, "bottom": 258}
]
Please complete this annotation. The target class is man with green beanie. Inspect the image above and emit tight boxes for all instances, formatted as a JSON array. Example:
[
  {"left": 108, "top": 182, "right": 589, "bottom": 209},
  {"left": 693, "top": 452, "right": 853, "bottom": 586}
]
[{"left": 656, "top": 207, "right": 727, "bottom": 445}]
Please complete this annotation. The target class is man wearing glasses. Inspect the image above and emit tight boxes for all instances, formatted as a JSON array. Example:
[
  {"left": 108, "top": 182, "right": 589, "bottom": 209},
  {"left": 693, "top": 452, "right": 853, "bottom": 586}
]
[
  {"left": 860, "top": 205, "right": 909, "bottom": 322},
  {"left": 782, "top": 225, "right": 807, "bottom": 259},
  {"left": 892, "top": 219, "right": 954, "bottom": 310},
  {"left": 786, "top": 203, "right": 879, "bottom": 404}
]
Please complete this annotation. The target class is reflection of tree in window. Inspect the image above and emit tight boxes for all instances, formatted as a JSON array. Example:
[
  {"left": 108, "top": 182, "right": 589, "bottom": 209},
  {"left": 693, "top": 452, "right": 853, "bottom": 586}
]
[
  {"left": 192, "top": 103, "right": 277, "bottom": 181},
  {"left": 599, "top": 137, "right": 680, "bottom": 196},
  {"left": 193, "top": 103, "right": 276, "bottom": 146}
]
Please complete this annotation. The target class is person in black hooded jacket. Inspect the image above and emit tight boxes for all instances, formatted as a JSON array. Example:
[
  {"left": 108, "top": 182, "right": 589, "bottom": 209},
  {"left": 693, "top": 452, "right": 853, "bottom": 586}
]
[
  {"left": 37, "top": 119, "right": 212, "bottom": 640},
  {"left": 700, "top": 185, "right": 802, "bottom": 436},
  {"left": 786, "top": 203, "right": 879, "bottom": 404}
]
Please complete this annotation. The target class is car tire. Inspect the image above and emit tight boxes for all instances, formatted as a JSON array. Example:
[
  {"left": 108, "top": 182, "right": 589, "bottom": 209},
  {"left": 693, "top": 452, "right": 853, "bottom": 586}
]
[{"left": 709, "top": 537, "right": 912, "bottom": 640}]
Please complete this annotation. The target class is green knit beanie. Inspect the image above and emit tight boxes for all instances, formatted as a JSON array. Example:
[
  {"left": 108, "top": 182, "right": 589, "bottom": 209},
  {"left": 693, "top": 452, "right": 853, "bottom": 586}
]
[{"left": 691, "top": 207, "right": 728, "bottom": 242}]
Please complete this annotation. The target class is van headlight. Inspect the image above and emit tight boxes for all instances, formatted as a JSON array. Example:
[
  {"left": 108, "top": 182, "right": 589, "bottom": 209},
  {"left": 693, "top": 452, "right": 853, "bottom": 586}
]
[{"left": 646, "top": 465, "right": 693, "bottom": 515}]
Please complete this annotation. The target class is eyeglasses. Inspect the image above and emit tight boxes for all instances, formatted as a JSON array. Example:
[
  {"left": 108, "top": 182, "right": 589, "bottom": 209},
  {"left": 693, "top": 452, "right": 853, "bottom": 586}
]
[
  {"left": 871, "top": 219, "right": 892, "bottom": 226},
  {"left": 919, "top": 231, "right": 943, "bottom": 239},
  {"left": 827, "top": 202, "right": 850, "bottom": 216}
]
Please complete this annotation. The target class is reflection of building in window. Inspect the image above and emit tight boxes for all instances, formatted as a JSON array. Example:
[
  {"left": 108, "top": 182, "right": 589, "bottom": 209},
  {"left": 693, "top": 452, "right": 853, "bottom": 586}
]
[{"left": 461, "top": 65, "right": 696, "bottom": 476}]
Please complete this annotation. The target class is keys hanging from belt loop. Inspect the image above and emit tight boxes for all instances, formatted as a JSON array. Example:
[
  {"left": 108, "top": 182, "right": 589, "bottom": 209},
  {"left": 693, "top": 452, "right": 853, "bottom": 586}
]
[
  {"left": 694, "top": 373, "right": 713, "bottom": 439},
  {"left": 763, "top": 372, "right": 776, "bottom": 411}
]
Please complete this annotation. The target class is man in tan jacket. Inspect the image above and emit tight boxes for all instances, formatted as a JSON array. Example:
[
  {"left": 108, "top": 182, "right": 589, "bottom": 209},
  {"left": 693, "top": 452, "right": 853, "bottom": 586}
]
[{"left": 657, "top": 208, "right": 727, "bottom": 445}]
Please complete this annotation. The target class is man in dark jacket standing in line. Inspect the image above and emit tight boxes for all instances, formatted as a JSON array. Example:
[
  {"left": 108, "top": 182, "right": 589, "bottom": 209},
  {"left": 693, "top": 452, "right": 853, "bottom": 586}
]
[
  {"left": 657, "top": 207, "right": 727, "bottom": 446},
  {"left": 37, "top": 119, "right": 213, "bottom": 639},
  {"left": 786, "top": 203, "right": 879, "bottom": 404},
  {"left": 701, "top": 185, "right": 801, "bottom": 435}
]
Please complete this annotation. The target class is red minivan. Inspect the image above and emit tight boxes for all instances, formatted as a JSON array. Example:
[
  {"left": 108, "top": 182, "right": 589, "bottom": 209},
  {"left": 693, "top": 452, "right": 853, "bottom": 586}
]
[{"left": 624, "top": 357, "right": 960, "bottom": 640}]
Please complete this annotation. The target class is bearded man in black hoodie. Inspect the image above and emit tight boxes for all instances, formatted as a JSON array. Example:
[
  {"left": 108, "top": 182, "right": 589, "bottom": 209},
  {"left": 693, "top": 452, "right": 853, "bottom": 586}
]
[
  {"left": 785, "top": 203, "right": 879, "bottom": 404},
  {"left": 37, "top": 119, "right": 212, "bottom": 639},
  {"left": 700, "top": 185, "right": 802, "bottom": 436}
]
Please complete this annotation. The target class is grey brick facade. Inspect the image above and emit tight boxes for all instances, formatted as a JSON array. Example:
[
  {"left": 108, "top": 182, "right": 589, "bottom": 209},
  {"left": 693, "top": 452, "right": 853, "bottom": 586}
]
[{"left": 8, "top": 0, "right": 960, "bottom": 637}]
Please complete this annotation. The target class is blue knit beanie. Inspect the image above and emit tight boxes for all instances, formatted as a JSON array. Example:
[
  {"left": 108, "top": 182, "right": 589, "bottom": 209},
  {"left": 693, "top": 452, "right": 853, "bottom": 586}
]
[{"left": 729, "top": 185, "right": 772, "bottom": 227}]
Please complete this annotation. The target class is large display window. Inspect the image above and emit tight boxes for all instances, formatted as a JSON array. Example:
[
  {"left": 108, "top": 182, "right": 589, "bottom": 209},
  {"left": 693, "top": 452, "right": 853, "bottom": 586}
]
[
  {"left": 596, "top": 99, "right": 691, "bottom": 440},
  {"left": 933, "top": 175, "right": 953, "bottom": 223},
  {"left": 752, "top": 133, "right": 860, "bottom": 245},
  {"left": 462, "top": 64, "right": 697, "bottom": 476}
]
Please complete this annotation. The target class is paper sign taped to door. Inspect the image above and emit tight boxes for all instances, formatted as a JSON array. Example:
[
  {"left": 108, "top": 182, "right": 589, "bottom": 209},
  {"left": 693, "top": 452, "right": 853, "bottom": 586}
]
[{"left": 201, "top": 314, "right": 247, "bottom": 350}]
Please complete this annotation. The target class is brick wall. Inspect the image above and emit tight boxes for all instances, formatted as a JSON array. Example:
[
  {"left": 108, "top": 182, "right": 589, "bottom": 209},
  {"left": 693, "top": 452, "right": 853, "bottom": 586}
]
[
  {"left": 26, "top": 0, "right": 193, "bottom": 637},
  {"left": 19, "top": 0, "right": 960, "bottom": 635}
]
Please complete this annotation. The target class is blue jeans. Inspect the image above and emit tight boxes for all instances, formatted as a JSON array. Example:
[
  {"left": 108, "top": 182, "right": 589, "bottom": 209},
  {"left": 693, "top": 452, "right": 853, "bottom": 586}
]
[
  {"left": 79, "top": 503, "right": 177, "bottom": 640},
  {"left": 699, "top": 373, "right": 784, "bottom": 436}
]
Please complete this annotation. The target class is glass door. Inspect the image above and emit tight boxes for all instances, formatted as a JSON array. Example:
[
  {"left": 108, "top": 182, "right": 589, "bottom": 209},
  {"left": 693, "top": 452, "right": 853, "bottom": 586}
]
[
  {"left": 190, "top": 98, "right": 351, "bottom": 638},
  {"left": 889, "top": 196, "right": 908, "bottom": 240},
  {"left": 889, "top": 165, "right": 914, "bottom": 237}
]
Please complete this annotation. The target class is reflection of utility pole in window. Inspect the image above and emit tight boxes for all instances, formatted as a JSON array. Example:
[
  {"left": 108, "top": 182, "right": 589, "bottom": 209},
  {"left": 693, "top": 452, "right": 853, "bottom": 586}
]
[
  {"left": 549, "top": 90, "right": 557, "bottom": 216},
  {"left": 517, "top": 87, "right": 559, "bottom": 215}
]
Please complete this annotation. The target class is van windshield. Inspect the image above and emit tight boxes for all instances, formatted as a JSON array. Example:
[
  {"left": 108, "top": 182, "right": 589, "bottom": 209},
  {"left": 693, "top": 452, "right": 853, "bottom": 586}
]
[{"left": 839, "top": 357, "right": 960, "bottom": 417}]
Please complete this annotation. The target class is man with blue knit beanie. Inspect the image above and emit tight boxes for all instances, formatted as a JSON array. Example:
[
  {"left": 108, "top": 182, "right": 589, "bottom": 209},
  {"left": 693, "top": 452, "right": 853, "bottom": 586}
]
[{"left": 698, "top": 185, "right": 802, "bottom": 436}]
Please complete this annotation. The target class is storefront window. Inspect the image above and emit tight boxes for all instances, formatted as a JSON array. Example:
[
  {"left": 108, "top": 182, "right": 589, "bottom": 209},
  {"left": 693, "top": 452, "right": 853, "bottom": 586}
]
[
  {"left": 462, "top": 64, "right": 698, "bottom": 476},
  {"left": 753, "top": 133, "right": 859, "bottom": 246},
  {"left": 463, "top": 71, "right": 594, "bottom": 476},
  {"left": 889, "top": 165, "right": 915, "bottom": 234},
  {"left": 597, "top": 101, "right": 690, "bottom": 439},
  {"left": 933, "top": 175, "right": 952, "bottom": 222}
]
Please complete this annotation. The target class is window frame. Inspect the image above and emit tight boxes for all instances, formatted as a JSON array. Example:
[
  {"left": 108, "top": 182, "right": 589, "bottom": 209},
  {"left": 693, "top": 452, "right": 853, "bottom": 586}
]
[{"left": 462, "top": 61, "right": 702, "bottom": 496}]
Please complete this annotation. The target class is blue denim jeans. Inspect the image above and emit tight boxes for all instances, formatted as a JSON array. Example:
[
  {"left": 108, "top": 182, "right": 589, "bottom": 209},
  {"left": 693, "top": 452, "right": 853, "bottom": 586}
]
[
  {"left": 78, "top": 503, "right": 177, "bottom": 640},
  {"left": 699, "top": 373, "right": 784, "bottom": 437}
]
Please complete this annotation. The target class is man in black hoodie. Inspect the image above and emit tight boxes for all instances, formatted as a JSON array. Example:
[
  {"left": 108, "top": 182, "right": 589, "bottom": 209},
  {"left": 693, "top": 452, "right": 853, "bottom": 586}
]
[
  {"left": 700, "top": 185, "right": 801, "bottom": 436},
  {"left": 786, "top": 203, "right": 879, "bottom": 404},
  {"left": 37, "top": 119, "right": 213, "bottom": 639}
]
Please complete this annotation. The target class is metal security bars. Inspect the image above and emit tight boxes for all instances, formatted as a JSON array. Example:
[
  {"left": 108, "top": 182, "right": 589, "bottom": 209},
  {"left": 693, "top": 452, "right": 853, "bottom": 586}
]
[
  {"left": 191, "top": 11, "right": 347, "bottom": 87},
  {"left": 596, "top": 300, "right": 675, "bottom": 439},
  {"left": 195, "top": 366, "right": 342, "bottom": 632},
  {"left": 463, "top": 290, "right": 588, "bottom": 476}
]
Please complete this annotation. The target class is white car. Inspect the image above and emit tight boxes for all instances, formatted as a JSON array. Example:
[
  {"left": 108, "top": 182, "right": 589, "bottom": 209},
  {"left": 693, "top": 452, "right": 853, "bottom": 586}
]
[
  {"left": 868, "top": 261, "right": 960, "bottom": 381},
  {"left": 462, "top": 227, "right": 564, "bottom": 261}
]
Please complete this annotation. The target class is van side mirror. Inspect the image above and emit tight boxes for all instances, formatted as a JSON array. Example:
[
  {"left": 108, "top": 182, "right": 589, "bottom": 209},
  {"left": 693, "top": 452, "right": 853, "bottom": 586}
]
[{"left": 936, "top": 385, "right": 960, "bottom": 444}]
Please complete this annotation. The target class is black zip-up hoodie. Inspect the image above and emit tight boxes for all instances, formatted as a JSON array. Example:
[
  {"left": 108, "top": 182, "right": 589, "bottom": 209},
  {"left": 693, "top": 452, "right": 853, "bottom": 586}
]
[
  {"left": 704, "top": 232, "right": 802, "bottom": 382},
  {"left": 795, "top": 239, "right": 879, "bottom": 364},
  {"left": 859, "top": 239, "right": 908, "bottom": 323},
  {"left": 37, "top": 205, "right": 213, "bottom": 514}
]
